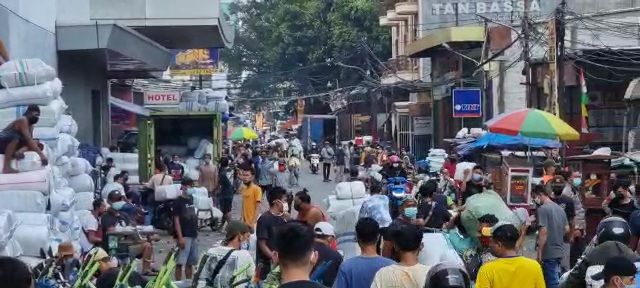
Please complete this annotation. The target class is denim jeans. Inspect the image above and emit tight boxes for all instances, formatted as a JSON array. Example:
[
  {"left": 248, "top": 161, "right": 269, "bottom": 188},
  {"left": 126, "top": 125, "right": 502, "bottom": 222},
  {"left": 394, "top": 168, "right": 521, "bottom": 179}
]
[{"left": 542, "top": 258, "right": 562, "bottom": 288}]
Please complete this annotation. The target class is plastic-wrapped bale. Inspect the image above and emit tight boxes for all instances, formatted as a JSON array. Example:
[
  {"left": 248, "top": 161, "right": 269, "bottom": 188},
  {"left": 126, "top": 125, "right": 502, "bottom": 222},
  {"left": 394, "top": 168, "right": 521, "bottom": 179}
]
[
  {"left": 453, "top": 162, "right": 477, "bottom": 181},
  {"left": 0, "top": 59, "right": 57, "bottom": 88},
  {"left": 68, "top": 174, "right": 94, "bottom": 193},
  {"left": 55, "top": 156, "right": 71, "bottom": 176},
  {"left": 101, "top": 182, "right": 124, "bottom": 199},
  {"left": 418, "top": 233, "right": 465, "bottom": 267},
  {"left": 0, "top": 210, "right": 18, "bottom": 248},
  {"left": 185, "top": 157, "right": 200, "bottom": 169},
  {"left": 116, "top": 163, "right": 138, "bottom": 177},
  {"left": 325, "top": 195, "right": 368, "bottom": 220},
  {"left": 194, "top": 139, "right": 213, "bottom": 159},
  {"left": 80, "top": 157, "right": 93, "bottom": 174},
  {"left": 105, "top": 167, "right": 121, "bottom": 184},
  {"left": 206, "top": 100, "right": 229, "bottom": 113},
  {"left": 57, "top": 114, "right": 78, "bottom": 137},
  {"left": 51, "top": 166, "right": 69, "bottom": 189},
  {"left": 57, "top": 134, "right": 80, "bottom": 158},
  {"left": 34, "top": 125, "right": 61, "bottom": 147},
  {"left": 460, "top": 190, "right": 522, "bottom": 241},
  {"left": 178, "top": 101, "right": 202, "bottom": 112},
  {"left": 69, "top": 157, "right": 87, "bottom": 176},
  {"left": 185, "top": 168, "right": 200, "bottom": 182},
  {"left": 74, "top": 192, "right": 94, "bottom": 211},
  {"left": 105, "top": 153, "right": 138, "bottom": 166},
  {"left": 0, "top": 167, "right": 53, "bottom": 194},
  {"left": 13, "top": 223, "right": 52, "bottom": 257},
  {"left": 128, "top": 175, "right": 139, "bottom": 184},
  {"left": 155, "top": 184, "right": 182, "bottom": 201},
  {"left": 428, "top": 148, "right": 447, "bottom": 157},
  {"left": 50, "top": 187, "right": 76, "bottom": 213},
  {"left": 334, "top": 206, "right": 361, "bottom": 260},
  {"left": 0, "top": 78, "right": 62, "bottom": 109},
  {"left": 0, "top": 98, "right": 67, "bottom": 128},
  {"left": 0, "top": 151, "right": 44, "bottom": 172},
  {"left": 187, "top": 137, "right": 201, "bottom": 150},
  {"left": 334, "top": 181, "right": 367, "bottom": 200},
  {"left": 0, "top": 238, "right": 22, "bottom": 257},
  {"left": 0, "top": 190, "right": 47, "bottom": 213}
]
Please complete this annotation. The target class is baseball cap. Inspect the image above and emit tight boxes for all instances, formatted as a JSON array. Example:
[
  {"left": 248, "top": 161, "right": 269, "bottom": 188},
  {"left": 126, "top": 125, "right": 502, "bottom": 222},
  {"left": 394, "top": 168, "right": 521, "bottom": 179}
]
[
  {"left": 591, "top": 256, "right": 637, "bottom": 281},
  {"left": 225, "top": 220, "right": 251, "bottom": 240},
  {"left": 56, "top": 241, "right": 74, "bottom": 257},
  {"left": 480, "top": 221, "right": 514, "bottom": 237},
  {"left": 314, "top": 222, "right": 335, "bottom": 237},
  {"left": 107, "top": 190, "right": 124, "bottom": 202}
]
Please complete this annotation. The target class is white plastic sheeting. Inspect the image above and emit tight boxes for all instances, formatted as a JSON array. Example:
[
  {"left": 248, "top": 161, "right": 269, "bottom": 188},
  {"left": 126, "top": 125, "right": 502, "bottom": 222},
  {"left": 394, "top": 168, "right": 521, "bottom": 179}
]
[
  {"left": 74, "top": 192, "right": 94, "bottom": 211},
  {"left": 0, "top": 78, "right": 62, "bottom": 109},
  {"left": 0, "top": 190, "right": 47, "bottom": 213},
  {"left": 155, "top": 184, "right": 182, "bottom": 201},
  {"left": 68, "top": 174, "right": 94, "bottom": 193},
  {"left": 334, "top": 181, "right": 367, "bottom": 200},
  {"left": 0, "top": 59, "right": 57, "bottom": 88},
  {"left": 0, "top": 167, "right": 52, "bottom": 194},
  {"left": 0, "top": 151, "right": 44, "bottom": 172}
]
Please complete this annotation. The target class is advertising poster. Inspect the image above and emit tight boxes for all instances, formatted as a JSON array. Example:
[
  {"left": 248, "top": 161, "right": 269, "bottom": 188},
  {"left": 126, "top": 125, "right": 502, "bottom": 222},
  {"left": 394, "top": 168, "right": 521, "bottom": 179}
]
[{"left": 169, "top": 48, "right": 220, "bottom": 76}]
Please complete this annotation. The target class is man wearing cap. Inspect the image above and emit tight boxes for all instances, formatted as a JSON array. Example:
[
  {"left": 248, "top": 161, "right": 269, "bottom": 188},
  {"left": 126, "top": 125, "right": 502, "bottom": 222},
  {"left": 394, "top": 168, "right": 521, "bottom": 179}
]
[
  {"left": 202, "top": 221, "right": 255, "bottom": 288},
  {"left": 312, "top": 222, "right": 342, "bottom": 287},
  {"left": 0, "top": 103, "right": 48, "bottom": 173},
  {"left": 92, "top": 247, "right": 148, "bottom": 288},
  {"left": 476, "top": 223, "right": 545, "bottom": 288},
  {"left": 592, "top": 256, "right": 637, "bottom": 288}
]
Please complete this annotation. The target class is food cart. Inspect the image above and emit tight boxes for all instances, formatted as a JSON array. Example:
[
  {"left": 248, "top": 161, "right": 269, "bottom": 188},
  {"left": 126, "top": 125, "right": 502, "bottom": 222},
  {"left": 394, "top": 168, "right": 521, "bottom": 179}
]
[{"left": 565, "top": 154, "right": 617, "bottom": 238}]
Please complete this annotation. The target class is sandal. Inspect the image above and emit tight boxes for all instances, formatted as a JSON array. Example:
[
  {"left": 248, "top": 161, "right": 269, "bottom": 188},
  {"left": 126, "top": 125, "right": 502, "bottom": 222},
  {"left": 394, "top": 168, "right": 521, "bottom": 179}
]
[{"left": 142, "top": 271, "right": 159, "bottom": 276}]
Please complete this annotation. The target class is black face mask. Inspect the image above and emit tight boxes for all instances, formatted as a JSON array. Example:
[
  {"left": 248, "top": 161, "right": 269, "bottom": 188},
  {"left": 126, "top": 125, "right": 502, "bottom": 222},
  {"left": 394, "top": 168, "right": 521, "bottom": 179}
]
[
  {"left": 294, "top": 203, "right": 302, "bottom": 211},
  {"left": 27, "top": 115, "right": 39, "bottom": 125}
]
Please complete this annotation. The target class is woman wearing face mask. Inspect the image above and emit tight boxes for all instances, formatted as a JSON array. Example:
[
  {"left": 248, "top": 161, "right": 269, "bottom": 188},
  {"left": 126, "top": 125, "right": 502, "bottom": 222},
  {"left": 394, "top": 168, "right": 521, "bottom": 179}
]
[
  {"left": 202, "top": 220, "right": 256, "bottom": 288},
  {"left": 460, "top": 165, "right": 485, "bottom": 205},
  {"left": 381, "top": 197, "right": 424, "bottom": 258}
]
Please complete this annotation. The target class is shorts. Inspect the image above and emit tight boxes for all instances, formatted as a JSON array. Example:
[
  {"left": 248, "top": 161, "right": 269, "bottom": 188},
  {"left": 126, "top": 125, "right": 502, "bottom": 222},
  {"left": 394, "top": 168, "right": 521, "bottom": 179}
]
[
  {"left": 0, "top": 129, "right": 23, "bottom": 152},
  {"left": 127, "top": 243, "right": 145, "bottom": 258},
  {"left": 219, "top": 197, "right": 233, "bottom": 215},
  {"left": 177, "top": 237, "right": 198, "bottom": 266}
]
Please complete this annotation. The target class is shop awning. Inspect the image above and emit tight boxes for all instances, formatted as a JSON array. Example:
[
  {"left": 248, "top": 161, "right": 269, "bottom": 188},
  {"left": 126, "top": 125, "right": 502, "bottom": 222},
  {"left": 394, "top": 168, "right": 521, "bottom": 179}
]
[
  {"left": 57, "top": 24, "right": 172, "bottom": 78},
  {"left": 109, "top": 96, "right": 151, "bottom": 117},
  {"left": 407, "top": 26, "right": 485, "bottom": 58}
]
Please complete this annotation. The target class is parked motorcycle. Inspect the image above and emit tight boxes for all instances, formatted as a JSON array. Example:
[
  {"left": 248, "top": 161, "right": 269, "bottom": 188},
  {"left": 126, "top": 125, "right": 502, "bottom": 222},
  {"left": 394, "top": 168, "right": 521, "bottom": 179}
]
[
  {"left": 386, "top": 177, "right": 410, "bottom": 218},
  {"left": 309, "top": 154, "right": 320, "bottom": 174}
]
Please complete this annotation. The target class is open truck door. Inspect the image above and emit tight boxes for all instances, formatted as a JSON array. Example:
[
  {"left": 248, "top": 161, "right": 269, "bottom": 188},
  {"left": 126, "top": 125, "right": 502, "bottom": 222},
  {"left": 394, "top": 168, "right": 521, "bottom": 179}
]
[{"left": 138, "top": 118, "right": 155, "bottom": 182}]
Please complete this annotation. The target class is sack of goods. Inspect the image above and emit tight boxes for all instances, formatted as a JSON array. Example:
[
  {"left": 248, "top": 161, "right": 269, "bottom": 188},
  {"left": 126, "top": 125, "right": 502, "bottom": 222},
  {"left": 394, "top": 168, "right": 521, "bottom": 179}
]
[
  {"left": 34, "top": 125, "right": 61, "bottom": 147},
  {"left": 0, "top": 190, "right": 47, "bottom": 213},
  {"left": 206, "top": 100, "right": 229, "bottom": 113},
  {"left": 325, "top": 195, "right": 368, "bottom": 220},
  {"left": 418, "top": 233, "right": 465, "bottom": 267},
  {"left": 105, "top": 152, "right": 138, "bottom": 166},
  {"left": 194, "top": 139, "right": 213, "bottom": 159},
  {"left": 0, "top": 210, "right": 22, "bottom": 257},
  {"left": 0, "top": 151, "right": 44, "bottom": 173},
  {"left": 334, "top": 181, "right": 367, "bottom": 200},
  {"left": 57, "top": 114, "right": 78, "bottom": 137},
  {"left": 0, "top": 78, "right": 62, "bottom": 109},
  {"left": 101, "top": 182, "right": 124, "bottom": 199},
  {"left": 0, "top": 167, "right": 53, "bottom": 194},
  {"left": 155, "top": 184, "right": 182, "bottom": 201},
  {"left": 13, "top": 219, "right": 53, "bottom": 257},
  {"left": 0, "top": 59, "right": 57, "bottom": 88},
  {"left": 191, "top": 187, "right": 212, "bottom": 210},
  {"left": 69, "top": 157, "right": 88, "bottom": 176},
  {"left": 0, "top": 97, "right": 67, "bottom": 128},
  {"left": 68, "top": 173, "right": 94, "bottom": 193},
  {"left": 178, "top": 101, "right": 203, "bottom": 112},
  {"left": 454, "top": 162, "right": 477, "bottom": 181},
  {"left": 334, "top": 207, "right": 361, "bottom": 260},
  {"left": 50, "top": 187, "right": 76, "bottom": 213},
  {"left": 460, "top": 190, "right": 521, "bottom": 241},
  {"left": 57, "top": 133, "right": 79, "bottom": 158},
  {"left": 74, "top": 192, "right": 94, "bottom": 211}
]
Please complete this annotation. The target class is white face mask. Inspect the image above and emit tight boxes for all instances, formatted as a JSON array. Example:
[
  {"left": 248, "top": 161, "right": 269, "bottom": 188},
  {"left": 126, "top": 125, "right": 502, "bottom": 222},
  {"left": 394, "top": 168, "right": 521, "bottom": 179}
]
[{"left": 281, "top": 201, "right": 289, "bottom": 214}]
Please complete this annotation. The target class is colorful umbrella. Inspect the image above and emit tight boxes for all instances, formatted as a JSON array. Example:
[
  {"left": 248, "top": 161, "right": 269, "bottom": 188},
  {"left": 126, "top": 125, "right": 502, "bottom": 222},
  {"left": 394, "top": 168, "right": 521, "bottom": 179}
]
[
  {"left": 229, "top": 127, "right": 258, "bottom": 141},
  {"left": 485, "top": 108, "right": 580, "bottom": 141}
]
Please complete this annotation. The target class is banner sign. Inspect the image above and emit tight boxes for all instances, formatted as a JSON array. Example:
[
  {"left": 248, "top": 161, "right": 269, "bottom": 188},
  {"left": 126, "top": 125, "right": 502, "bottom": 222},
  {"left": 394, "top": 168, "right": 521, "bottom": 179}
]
[
  {"left": 452, "top": 88, "right": 482, "bottom": 118},
  {"left": 413, "top": 117, "right": 433, "bottom": 136},
  {"left": 170, "top": 48, "right": 219, "bottom": 76},
  {"left": 144, "top": 91, "right": 181, "bottom": 105}
]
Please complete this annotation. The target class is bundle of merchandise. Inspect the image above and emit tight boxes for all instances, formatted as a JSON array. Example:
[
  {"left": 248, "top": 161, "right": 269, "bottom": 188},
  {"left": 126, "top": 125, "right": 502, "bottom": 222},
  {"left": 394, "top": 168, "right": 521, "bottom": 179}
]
[
  {"left": 0, "top": 210, "right": 22, "bottom": 257},
  {"left": 68, "top": 157, "right": 95, "bottom": 211},
  {"left": 104, "top": 152, "right": 139, "bottom": 184},
  {"left": 191, "top": 187, "right": 223, "bottom": 220},
  {"left": 325, "top": 181, "right": 368, "bottom": 220},
  {"left": 426, "top": 148, "right": 447, "bottom": 173},
  {"left": 333, "top": 206, "right": 361, "bottom": 260},
  {"left": 453, "top": 162, "right": 477, "bottom": 181},
  {"left": 183, "top": 157, "right": 201, "bottom": 181},
  {"left": 178, "top": 88, "right": 229, "bottom": 114}
]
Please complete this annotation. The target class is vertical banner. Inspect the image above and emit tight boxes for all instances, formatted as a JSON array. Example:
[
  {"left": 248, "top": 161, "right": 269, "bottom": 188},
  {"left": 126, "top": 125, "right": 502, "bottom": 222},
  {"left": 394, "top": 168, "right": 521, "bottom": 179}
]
[
  {"left": 296, "top": 98, "right": 305, "bottom": 125},
  {"left": 169, "top": 48, "right": 220, "bottom": 76}
]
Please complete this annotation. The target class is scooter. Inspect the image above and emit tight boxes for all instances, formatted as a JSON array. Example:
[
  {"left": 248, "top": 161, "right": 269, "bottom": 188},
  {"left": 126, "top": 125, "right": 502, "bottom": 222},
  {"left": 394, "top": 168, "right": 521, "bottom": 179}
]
[
  {"left": 309, "top": 154, "right": 320, "bottom": 174},
  {"left": 386, "top": 177, "right": 410, "bottom": 219}
]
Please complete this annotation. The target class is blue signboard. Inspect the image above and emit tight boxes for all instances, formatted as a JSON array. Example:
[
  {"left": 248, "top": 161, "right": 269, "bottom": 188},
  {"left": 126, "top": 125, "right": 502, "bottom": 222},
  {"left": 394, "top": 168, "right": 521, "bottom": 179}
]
[{"left": 452, "top": 88, "right": 482, "bottom": 118}]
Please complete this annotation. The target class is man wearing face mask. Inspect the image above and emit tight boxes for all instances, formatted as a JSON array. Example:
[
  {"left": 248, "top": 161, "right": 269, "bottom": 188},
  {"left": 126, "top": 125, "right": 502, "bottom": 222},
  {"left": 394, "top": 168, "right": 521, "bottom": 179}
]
[
  {"left": 198, "top": 153, "right": 218, "bottom": 198},
  {"left": 201, "top": 220, "right": 256, "bottom": 288},
  {"left": 256, "top": 187, "right": 289, "bottom": 280},
  {"left": 0, "top": 104, "right": 48, "bottom": 173},
  {"left": 460, "top": 165, "right": 485, "bottom": 205},
  {"left": 593, "top": 256, "right": 638, "bottom": 288},
  {"left": 173, "top": 177, "right": 199, "bottom": 280},
  {"left": 603, "top": 180, "right": 637, "bottom": 222},
  {"left": 475, "top": 223, "right": 545, "bottom": 288},
  {"left": 381, "top": 197, "right": 424, "bottom": 258},
  {"left": 562, "top": 170, "right": 587, "bottom": 266},
  {"left": 382, "top": 155, "right": 407, "bottom": 179}
]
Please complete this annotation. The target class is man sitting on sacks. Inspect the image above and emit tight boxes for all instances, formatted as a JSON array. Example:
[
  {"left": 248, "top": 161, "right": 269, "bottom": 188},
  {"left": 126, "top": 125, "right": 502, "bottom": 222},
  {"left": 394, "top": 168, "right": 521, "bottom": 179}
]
[{"left": 0, "top": 104, "right": 48, "bottom": 173}]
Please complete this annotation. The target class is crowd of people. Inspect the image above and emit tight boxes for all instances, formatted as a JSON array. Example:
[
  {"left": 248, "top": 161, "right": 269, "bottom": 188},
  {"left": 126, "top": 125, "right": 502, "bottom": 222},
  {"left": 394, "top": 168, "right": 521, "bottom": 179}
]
[{"left": 4, "top": 137, "right": 640, "bottom": 288}]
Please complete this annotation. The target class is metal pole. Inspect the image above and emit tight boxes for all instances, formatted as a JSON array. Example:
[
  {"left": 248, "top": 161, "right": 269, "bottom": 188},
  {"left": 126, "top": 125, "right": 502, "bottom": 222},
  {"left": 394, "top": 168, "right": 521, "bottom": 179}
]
[
  {"left": 557, "top": 0, "right": 567, "bottom": 116},
  {"left": 523, "top": 0, "right": 532, "bottom": 107}
]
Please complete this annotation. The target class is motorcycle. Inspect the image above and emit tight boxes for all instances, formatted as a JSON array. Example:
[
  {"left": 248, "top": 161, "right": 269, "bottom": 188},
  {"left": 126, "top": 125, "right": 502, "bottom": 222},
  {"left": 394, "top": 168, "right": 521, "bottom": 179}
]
[
  {"left": 309, "top": 154, "right": 320, "bottom": 174},
  {"left": 386, "top": 177, "right": 410, "bottom": 218}
]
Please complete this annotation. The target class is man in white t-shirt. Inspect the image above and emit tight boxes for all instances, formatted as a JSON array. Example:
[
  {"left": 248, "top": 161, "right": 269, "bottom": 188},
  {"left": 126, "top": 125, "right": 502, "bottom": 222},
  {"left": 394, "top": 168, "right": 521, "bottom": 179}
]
[
  {"left": 371, "top": 224, "right": 431, "bottom": 288},
  {"left": 197, "top": 220, "right": 255, "bottom": 288},
  {"left": 79, "top": 198, "right": 108, "bottom": 253}
]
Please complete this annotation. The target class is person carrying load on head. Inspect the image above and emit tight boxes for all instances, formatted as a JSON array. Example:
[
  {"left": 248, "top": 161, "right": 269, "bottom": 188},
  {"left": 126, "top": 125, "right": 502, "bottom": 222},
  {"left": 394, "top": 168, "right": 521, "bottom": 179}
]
[{"left": 0, "top": 104, "right": 48, "bottom": 173}]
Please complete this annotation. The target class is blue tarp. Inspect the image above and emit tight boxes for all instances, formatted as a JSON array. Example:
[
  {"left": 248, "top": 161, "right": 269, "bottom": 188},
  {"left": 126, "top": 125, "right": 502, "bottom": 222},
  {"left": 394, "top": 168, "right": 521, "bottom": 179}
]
[{"left": 456, "top": 132, "right": 561, "bottom": 156}]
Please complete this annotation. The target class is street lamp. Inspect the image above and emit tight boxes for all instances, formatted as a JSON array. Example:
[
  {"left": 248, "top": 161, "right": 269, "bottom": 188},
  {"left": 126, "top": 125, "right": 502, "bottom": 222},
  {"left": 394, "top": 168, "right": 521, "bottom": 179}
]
[{"left": 442, "top": 43, "right": 480, "bottom": 66}]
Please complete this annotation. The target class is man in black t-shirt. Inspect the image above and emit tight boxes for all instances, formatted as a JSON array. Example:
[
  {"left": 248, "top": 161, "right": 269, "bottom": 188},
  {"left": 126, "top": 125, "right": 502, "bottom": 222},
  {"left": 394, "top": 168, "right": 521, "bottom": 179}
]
[
  {"left": 417, "top": 180, "right": 452, "bottom": 229},
  {"left": 218, "top": 157, "right": 235, "bottom": 228},
  {"left": 256, "top": 187, "right": 289, "bottom": 280},
  {"left": 173, "top": 177, "right": 199, "bottom": 281}
]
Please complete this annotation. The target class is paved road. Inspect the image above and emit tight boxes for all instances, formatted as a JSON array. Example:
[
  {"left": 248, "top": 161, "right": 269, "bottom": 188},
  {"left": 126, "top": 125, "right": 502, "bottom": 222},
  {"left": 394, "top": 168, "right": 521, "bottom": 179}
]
[{"left": 152, "top": 162, "right": 337, "bottom": 265}]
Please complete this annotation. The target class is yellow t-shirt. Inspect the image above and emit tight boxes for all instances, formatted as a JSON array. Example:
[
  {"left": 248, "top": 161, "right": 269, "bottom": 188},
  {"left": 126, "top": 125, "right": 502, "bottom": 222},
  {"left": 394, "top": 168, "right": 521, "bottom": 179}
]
[
  {"left": 241, "top": 183, "right": 262, "bottom": 227},
  {"left": 475, "top": 256, "right": 545, "bottom": 288}
]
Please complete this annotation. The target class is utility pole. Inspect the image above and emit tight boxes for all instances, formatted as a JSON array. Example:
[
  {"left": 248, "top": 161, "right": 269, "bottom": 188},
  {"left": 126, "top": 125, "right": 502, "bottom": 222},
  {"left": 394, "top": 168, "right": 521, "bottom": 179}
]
[
  {"left": 556, "top": 0, "right": 567, "bottom": 117},
  {"left": 523, "top": 0, "right": 531, "bottom": 108}
]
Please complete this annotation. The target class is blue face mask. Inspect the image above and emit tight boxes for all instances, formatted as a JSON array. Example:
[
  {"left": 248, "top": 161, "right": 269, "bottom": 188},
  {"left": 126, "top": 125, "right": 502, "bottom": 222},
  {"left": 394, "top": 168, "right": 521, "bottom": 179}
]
[
  {"left": 404, "top": 207, "right": 418, "bottom": 219},
  {"left": 241, "top": 241, "right": 249, "bottom": 250},
  {"left": 185, "top": 188, "right": 196, "bottom": 196},
  {"left": 572, "top": 178, "right": 582, "bottom": 187},
  {"left": 111, "top": 201, "right": 125, "bottom": 211},
  {"left": 472, "top": 173, "right": 483, "bottom": 182}
]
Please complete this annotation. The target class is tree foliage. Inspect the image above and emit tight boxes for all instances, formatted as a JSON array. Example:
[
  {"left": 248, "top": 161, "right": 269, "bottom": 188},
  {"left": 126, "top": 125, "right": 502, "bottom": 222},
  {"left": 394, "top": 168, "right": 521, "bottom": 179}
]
[{"left": 223, "top": 0, "right": 390, "bottom": 111}]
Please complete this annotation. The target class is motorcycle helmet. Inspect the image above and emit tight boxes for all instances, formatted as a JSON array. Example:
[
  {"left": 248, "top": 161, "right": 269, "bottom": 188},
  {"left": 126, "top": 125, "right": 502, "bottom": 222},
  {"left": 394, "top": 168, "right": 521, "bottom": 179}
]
[
  {"left": 424, "top": 263, "right": 471, "bottom": 288},
  {"left": 389, "top": 155, "right": 400, "bottom": 163},
  {"left": 311, "top": 142, "right": 317, "bottom": 147},
  {"left": 596, "top": 216, "right": 631, "bottom": 245}
]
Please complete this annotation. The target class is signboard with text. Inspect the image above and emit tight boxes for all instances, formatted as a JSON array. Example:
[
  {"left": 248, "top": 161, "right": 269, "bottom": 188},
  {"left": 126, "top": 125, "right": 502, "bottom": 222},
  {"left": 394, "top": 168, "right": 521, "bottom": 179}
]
[
  {"left": 452, "top": 88, "right": 482, "bottom": 118},
  {"left": 170, "top": 48, "right": 220, "bottom": 76},
  {"left": 413, "top": 117, "right": 433, "bottom": 136},
  {"left": 144, "top": 91, "right": 181, "bottom": 105}
]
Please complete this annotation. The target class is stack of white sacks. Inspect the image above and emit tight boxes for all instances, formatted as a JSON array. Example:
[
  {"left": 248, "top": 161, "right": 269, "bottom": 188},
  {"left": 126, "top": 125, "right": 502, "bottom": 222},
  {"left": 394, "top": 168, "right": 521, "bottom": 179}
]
[
  {"left": 324, "top": 180, "right": 368, "bottom": 260},
  {"left": 0, "top": 59, "right": 94, "bottom": 260},
  {"left": 178, "top": 88, "right": 229, "bottom": 114},
  {"left": 426, "top": 148, "right": 447, "bottom": 173}
]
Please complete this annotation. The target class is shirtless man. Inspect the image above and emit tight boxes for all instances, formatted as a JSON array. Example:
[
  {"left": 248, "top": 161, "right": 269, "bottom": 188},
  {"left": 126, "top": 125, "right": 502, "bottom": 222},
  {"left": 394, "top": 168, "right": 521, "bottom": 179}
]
[
  {"left": 0, "top": 104, "right": 48, "bottom": 173},
  {"left": 294, "top": 189, "right": 328, "bottom": 227}
]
